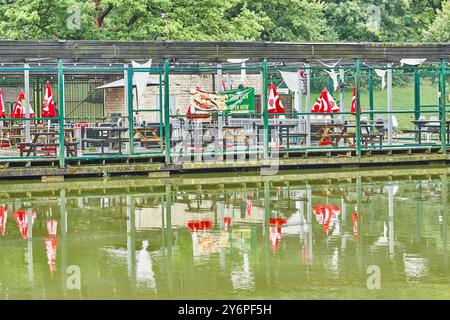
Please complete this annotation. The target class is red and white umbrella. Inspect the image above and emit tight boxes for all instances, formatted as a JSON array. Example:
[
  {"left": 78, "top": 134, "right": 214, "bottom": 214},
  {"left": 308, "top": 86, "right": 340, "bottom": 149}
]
[
  {"left": 42, "top": 81, "right": 56, "bottom": 118},
  {"left": 11, "top": 90, "right": 35, "bottom": 119},
  {"left": 0, "top": 89, "right": 6, "bottom": 118},
  {"left": 0, "top": 207, "right": 7, "bottom": 237},
  {"left": 220, "top": 80, "right": 227, "bottom": 91},
  {"left": 268, "top": 83, "right": 285, "bottom": 114},
  {"left": 311, "top": 87, "right": 340, "bottom": 113},
  {"left": 14, "top": 210, "right": 37, "bottom": 240},
  {"left": 350, "top": 87, "right": 362, "bottom": 113}
]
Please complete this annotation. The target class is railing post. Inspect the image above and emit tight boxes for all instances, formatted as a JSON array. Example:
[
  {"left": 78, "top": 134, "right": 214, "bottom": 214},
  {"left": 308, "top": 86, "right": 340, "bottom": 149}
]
[
  {"left": 387, "top": 63, "right": 393, "bottom": 145},
  {"left": 440, "top": 58, "right": 447, "bottom": 153},
  {"left": 368, "top": 68, "right": 374, "bottom": 126},
  {"left": 414, "top": 67, "right": 421, "bottom": 121},
  {"left": 164, "top": 59, "right": 171, "bottom": 163},
  {"left": 262, "top": 59, "right": 269, "bottom": 159},
  {"left": 58, "top": 59, "right": 65, "bottom": 168},
  {"left": 355, "top": 59, "right": 362, "bottom": 157},
  {"left": 127, "top": 65, "right": 134, "bottom": 155}
]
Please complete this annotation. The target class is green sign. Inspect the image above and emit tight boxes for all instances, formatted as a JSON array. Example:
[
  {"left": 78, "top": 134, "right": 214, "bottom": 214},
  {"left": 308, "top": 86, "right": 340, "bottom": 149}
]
[{"left": 221, "top": 87, "right": 255, "bottom": 113}]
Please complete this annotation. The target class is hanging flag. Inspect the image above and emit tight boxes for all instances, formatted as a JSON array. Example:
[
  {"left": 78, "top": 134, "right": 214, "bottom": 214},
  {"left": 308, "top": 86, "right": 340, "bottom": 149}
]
[
  {"left": 350, "top": 87, "right": 362, "bottom": 113},
  {"left": 0, "top": 89, "right": 6, "bottom": 118},
  {"left": 0, "top": 207, "right": 7, "bottom": 237},
  {"left": 268, "top": 83, "right": 285, "bottom": 114},
  {"left": 11, "top": 90, "right": 35, "bottom": 119},
  {"left": 311, "top": 87, "right": 340, "bottom": 113},
  {"left": 42, "top": 81, "right": 56, "bottom": 118}
]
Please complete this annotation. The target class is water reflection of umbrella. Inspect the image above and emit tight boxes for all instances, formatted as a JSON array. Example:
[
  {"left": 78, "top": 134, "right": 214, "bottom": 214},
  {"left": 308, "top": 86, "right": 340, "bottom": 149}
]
[
  {"left": 0, "top": 206, "right": 7, "bottom": 236},
  {"left": 312, "top": 205, "right": 341, "bottom": 235},
  {"left": 224, "top": 217, "right": 232, "bottom": 231},
  {"left": 269, "top": 218, "right": 287, "bottom": 253},
  {"left": 352, "top": 208, "right": 363, "bottom": 241},
  {"left": 14, "top": 210, "right": 37, "bottom": 240},
  {"left": 45, "top": 219, "right": 58, "bottom": 273},
  {"left": 187, "top": 220, "right": 213, "bottom": 232}
]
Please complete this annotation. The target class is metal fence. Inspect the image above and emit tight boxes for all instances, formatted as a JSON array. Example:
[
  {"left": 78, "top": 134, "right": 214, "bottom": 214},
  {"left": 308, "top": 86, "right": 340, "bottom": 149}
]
[{"left": 0, "top": 59, "right": 447, "bottom": 167}]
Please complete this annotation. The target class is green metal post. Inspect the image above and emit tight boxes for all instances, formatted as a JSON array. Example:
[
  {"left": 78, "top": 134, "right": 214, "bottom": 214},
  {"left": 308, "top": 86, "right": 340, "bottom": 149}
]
[
  {"left": 58, "top": 59, "right": 65, "bottom": 168},
  {"left": 368, "top": 69, "right": 374, "bottom": 126},
  {"left": 127, "top": 66, "right": 134, "bottom": 154},
  {"left": 440, "top": 59, "right": 447, "bottom": 153},
  {"left": 164, "top": 59, "right": 171, "bottom": 163},
  {"left": 414, "top": 68, "right": 421, "bottom": 121},
  {"left": 262, "top": 59, "right": 269, "bottom": 159},
  {"left": 159, "top": 71, "right": 164, "bottom": 154},
  {"left": 355, "top": 59, "right": 362, "bottom": 157}
]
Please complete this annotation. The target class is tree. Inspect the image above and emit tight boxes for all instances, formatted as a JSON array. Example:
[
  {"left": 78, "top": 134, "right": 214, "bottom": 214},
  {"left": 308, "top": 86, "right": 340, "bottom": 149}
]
[
  {"left": 423, "top": 0, "right": 450, "bottom": 41},
  {"left": 0, "top": 0, "right": 266, "bottom": 41},
  {"left": 247, "top": 0, "right": 337, "bottom": 41}
]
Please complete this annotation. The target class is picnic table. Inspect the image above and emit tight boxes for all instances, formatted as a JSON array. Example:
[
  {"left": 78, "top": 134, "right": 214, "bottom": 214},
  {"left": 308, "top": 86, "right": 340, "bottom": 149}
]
[
  {"left": 134, "top": 127, "right": 161, "bottom": 148},
  {"left": 311, "top": 123, "right": 355, "bottom": 147},
  {"left": 83, "top": 126, "right": 128, "bottom": 155},
  {"left": 255, "top": 123, "right": 304, "bottom": 149},
  {"left": 18, "top": 128, "right": 78, "bottom": 157},
  {"left": 411, "top": 120, "right": 450, "bottom": 143}
]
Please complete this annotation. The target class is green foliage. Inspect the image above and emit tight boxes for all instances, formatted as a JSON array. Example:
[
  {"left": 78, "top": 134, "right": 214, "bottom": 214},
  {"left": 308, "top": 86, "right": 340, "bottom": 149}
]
[{"left": 0, "top": 0, "right": 447, "bottom": 42}]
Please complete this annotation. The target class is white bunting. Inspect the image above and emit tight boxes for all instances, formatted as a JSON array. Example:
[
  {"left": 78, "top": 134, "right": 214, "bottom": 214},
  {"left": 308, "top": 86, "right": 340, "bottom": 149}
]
[
  {"left": 132, "top": 59, "right": 152, "bottom": 107},
  {"left": 374, "top": 69, "right": 388, "bottom": 90}
]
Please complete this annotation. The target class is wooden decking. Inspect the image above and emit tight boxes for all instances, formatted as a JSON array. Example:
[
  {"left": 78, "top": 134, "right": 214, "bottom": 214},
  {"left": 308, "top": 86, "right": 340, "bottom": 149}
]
[{"left": 0, "top": 145, "right": 448, "bottom": 179}]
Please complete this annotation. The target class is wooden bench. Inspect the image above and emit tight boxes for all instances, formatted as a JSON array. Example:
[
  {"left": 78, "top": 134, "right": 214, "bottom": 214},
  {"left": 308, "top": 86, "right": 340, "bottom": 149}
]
[{"left": 18, "top": 141, "right": 78, "bottom": 157}]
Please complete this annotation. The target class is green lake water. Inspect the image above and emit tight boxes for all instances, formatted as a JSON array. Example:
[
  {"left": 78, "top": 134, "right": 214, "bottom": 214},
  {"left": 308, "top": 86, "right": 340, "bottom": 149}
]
[{"left": 0, "top": 169, "right": 449, "bottom": 299}]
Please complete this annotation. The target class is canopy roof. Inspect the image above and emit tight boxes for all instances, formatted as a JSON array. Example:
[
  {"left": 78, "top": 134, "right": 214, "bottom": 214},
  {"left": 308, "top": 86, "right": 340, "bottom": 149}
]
[{"left": 0, "top": 41, "right": 448, "bottom": 66}]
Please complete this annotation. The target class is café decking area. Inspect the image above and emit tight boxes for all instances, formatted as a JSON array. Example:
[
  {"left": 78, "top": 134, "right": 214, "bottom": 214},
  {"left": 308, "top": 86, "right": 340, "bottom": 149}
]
[{"left": 0, "top": 41, "right": 448, "bottom": 178}]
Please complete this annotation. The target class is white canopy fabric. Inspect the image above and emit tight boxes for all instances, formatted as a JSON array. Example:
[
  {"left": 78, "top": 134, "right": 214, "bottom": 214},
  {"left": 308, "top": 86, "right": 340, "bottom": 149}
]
[
  {"left": 279, "top": 70, "right": 304, "bottom": 112},
  {"left": 132, "top": 59, "right": 152, "bottom": 104},
  {"left": 227, "top": 58, "right": 249, "bottom": 84},
  {"left": 400, "top": 58, "right": 426, "bottom": 66},
  {"left": 95, "top": 77, "right": 160, "bottom": 89}
]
